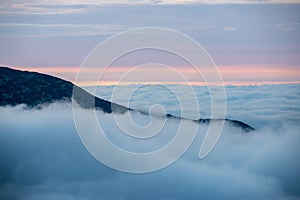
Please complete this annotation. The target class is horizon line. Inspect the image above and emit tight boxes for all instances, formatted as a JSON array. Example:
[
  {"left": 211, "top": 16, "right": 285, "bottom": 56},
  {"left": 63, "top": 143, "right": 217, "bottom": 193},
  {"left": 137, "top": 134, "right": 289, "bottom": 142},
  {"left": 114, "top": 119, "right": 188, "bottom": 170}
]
[
  {"left": 3, "top": 65, "right": 300, "bottom": 87},
  {"left": 80, "top": 81, "right": 300, "bottom": 87}
]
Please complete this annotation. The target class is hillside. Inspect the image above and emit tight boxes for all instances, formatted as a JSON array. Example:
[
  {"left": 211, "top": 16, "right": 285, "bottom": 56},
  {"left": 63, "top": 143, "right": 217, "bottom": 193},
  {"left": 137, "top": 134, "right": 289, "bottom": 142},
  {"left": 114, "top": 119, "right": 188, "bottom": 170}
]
[{"left": 0, "top": 66, "right": 255, "bottom": 131}]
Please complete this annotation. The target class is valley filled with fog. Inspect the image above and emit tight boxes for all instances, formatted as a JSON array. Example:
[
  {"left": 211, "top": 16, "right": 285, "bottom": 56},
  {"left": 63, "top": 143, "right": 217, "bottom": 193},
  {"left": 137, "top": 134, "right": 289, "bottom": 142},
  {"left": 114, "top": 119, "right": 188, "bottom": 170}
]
[{"left": 1, "top": 84, "right": 300, "bottom": 199}]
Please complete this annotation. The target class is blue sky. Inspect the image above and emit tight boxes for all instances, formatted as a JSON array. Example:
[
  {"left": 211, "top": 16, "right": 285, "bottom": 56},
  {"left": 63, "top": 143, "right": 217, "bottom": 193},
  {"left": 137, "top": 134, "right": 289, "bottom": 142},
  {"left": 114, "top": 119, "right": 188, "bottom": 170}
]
[{"left": 0, "top": 0, "right": 299, "bottom": 84}]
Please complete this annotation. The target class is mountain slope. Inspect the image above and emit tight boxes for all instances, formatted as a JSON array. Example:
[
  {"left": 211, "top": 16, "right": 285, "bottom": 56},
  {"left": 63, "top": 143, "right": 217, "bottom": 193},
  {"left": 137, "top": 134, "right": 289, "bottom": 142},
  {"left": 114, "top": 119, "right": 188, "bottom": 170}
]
[
  {"left": 0, "top": 66, "right": 128, "bottom": 113},
  {"left": 0, "top": 66, "right": 255, "bottom": 131}
]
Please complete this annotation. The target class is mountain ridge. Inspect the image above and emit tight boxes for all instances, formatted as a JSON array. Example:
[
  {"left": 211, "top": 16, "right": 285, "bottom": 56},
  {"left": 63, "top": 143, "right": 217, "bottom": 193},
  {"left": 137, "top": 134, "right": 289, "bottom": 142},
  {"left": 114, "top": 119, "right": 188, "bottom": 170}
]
[{"left": 0, "top": 66, "right": 255, "bottom": 132}]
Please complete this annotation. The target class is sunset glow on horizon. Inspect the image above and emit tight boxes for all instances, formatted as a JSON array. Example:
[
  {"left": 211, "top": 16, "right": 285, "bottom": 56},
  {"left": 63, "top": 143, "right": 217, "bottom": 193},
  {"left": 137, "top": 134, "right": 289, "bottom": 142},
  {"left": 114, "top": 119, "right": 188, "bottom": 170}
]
[
  {"left": 1, "top": 3, "right": 299, "bottom": 86},
  {"left": 9, "top": 65, "right": 300, "bottom": 86}
]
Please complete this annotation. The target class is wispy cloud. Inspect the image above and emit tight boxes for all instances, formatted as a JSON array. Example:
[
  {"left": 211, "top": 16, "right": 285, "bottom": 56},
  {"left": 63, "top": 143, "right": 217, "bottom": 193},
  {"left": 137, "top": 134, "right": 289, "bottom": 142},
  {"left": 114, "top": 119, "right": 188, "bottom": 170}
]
[
  {"left": 223, "top": 26, "right": 238, "bottom": 31},
  {"left": 269, "top": 22, "right": 300, "bottom": 30},
  {"left": 1, "top": 0, "right": 300, "bottom": 15},
  {"left": 0, "top": 2, "right": 88, "bottom": 15},
  {"left": 158, "top": 0, "right": 300, "bottom": 4},
  {"left": 0, "top": 23, "right": 127, "bottom": 37}
]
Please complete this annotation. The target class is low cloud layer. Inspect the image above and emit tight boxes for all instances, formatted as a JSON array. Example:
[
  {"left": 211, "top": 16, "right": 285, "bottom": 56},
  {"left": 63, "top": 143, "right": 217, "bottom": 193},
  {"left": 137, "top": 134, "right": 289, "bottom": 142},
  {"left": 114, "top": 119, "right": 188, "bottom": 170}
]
[
  {"left": 89, "top": 84, "right": 300, "bottom": 128},
  {"left": 1, "top": 84, "right": 300, "bottom": 200}
]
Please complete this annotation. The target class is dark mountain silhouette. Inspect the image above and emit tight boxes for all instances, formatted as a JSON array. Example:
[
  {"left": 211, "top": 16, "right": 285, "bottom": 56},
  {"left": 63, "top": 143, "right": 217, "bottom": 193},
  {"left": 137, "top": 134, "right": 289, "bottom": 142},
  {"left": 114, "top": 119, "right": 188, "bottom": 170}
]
[
  {"left": 0, "top": 66, "right": 255, "bottom": 132},
  {"left": 0, "top": 66, "right": 127, "bottom": 113}
]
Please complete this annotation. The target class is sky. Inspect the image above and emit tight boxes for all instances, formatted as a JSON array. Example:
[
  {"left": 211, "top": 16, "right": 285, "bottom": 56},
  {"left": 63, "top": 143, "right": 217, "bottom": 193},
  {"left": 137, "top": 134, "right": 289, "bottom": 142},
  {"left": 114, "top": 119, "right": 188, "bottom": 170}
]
[{"left": 0, "top": 0, "right": 300, "bottom": 85}]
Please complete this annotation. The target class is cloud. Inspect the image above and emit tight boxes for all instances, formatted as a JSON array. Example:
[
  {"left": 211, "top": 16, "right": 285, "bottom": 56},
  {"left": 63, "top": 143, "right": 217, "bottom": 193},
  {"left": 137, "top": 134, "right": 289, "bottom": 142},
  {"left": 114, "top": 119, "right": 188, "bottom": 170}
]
[
  {"left": 87, "top": 84, "right": 300, "bottom": 128},
  {"left": 223, "top": 26, "right": 238, "bottom": 31},
  {"left": 1, "top": 3, "right": 299, "bottom": 70},
  {"left": 1, "top": 0, "right": 300, "bottom": 15},
  {"left": 0, "top": 23, "right": 127, "bottom": 37},
  {"left": 0, "top": 2, "right": 89, "bottom": 15},
  {"left": 268, "top": 22, "right": 300, "bottom": 31},
  {"left": 0, "top": 84, "right": 300, "bottom": 199}
]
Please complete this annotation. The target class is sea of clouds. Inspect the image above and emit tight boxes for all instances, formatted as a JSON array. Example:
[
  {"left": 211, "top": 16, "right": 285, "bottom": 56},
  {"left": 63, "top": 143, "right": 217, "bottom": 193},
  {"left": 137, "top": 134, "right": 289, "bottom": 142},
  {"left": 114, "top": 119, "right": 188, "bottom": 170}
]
[
  {"left": 0, "top": 84, "right": 300, "bottom": 199},
  {"left": 88, "top": 84, "right": 300, "bottom": 128}
]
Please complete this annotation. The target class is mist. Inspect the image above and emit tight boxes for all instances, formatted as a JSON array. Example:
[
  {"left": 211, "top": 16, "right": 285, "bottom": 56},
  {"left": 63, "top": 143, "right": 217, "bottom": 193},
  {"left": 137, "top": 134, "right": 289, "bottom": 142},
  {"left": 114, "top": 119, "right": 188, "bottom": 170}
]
[{"left": 0, "top": 98, "right": 299, "bottom": 199}]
